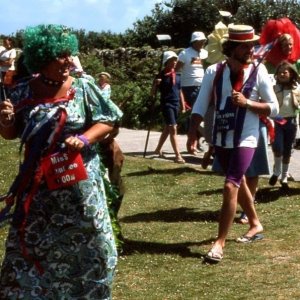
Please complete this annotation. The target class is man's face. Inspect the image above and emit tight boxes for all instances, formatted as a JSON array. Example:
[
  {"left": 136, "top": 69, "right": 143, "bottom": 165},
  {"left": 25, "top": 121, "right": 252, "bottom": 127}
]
[
  {"left": 192, "top": 40, "right": 206, "bottom": 51},
  {"left": 232, "top": 42, "right": 254, "bottom": 64}
]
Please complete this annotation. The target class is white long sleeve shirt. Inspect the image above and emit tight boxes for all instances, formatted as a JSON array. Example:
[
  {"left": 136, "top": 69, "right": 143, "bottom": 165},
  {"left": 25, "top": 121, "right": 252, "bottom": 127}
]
[{"left": 192, "top": 62, "right": 279, "bottom": 148}]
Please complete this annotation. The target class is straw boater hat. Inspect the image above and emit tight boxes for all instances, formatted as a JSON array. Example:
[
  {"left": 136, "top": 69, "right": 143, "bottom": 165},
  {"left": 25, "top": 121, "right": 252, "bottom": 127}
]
[
  {"left": 224, "top": 24, "right": 260, "bottom": 43},
  {"left": 99, "top": 71, "right": 111, "bottom": 79}
]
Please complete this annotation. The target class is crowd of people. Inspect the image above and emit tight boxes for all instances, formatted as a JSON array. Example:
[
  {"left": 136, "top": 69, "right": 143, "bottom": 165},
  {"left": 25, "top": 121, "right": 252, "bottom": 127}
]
[
  {"left": 151, "top": 14, "right": 300, "bottom": 263},
  {"left": 0, "top": 12, "right": 300, "bottom": 299}
]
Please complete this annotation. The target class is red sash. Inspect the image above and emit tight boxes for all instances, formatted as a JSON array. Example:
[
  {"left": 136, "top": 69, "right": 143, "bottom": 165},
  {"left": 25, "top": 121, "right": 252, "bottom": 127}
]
[{"left": 164, "top": 69, "right": 176, "bottom": 85}]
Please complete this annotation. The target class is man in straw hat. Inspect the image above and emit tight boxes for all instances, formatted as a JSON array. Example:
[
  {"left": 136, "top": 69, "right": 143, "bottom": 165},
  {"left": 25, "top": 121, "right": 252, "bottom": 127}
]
[{"left": 187, "top": 24, "right": 279, "bottom": 263}]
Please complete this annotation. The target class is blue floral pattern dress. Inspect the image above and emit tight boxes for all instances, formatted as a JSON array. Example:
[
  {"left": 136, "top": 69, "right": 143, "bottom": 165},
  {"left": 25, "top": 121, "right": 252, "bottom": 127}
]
[{"left": 0, "top": 77, "right": 122, "bottom": 300}]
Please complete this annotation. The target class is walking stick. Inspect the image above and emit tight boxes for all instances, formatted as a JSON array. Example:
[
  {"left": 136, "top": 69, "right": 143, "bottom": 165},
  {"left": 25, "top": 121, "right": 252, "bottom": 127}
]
[
  {"left": 0, "top": 74, "right": 7, "bottom": 101},
  {"left": 143, "top": 34, "right": 171, "bottom": 158},
  {"left": 0, "top": 85, "right": 7, "bottom": 102}
]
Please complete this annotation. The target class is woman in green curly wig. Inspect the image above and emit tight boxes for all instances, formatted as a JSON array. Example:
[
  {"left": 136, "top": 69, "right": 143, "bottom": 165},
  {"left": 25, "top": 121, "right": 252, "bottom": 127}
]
[
  {"left": 0, "top": 24, "right": 122, "bottom": 299},
  {"left": 23, "top": 24, "right": 79, "bottom": 73}
]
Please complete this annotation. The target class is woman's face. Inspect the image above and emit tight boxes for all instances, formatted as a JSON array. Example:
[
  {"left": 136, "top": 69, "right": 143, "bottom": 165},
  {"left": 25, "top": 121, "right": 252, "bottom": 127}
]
[
  {"left": 3, "top": 38, "right": 12, "bottom": 49},
  {"left": 44, "top": 53, "right": 73, "bottom": 79},
  {"left": 280, "top": 37, "right": 293, "bottom": 56}
]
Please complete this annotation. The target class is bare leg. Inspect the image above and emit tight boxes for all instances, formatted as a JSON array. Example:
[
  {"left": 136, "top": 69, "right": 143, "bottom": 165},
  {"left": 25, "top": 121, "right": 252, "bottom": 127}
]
[
  {"left": 169, "top": 125, "right": 182, "bottom": 158},
  {"left": 169, "top": 125, "right": 185, "bottom": 163},
  {"left": 237, "top": 176, "right": 258, "bottom": 224},
  {"left": 238, "top": 177, "right": 263, "bottom": 237},
  {"left": 245, "top": 176, "right": 258, "bottom": 197},
  {"left": 209, "top": 181, "right": 239, "bottom": 255},
  {"left": 154, "top": 126, "right": 169, "bottom": 155},
  {"left": 210, "top": 176, "right": 263, "bottom": 256}
]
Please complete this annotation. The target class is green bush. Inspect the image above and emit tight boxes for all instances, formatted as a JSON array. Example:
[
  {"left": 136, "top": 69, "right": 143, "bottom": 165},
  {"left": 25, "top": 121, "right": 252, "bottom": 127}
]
[
  {"left": 7, "top": 1, "right": 300, "bottom": 131},
  {"left": 80, "top": 50, "right": 165, "bottom": 130}
]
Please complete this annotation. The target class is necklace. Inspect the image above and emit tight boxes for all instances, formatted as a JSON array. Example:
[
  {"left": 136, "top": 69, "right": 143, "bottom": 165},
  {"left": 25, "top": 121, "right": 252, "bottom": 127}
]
[{"left": 40, "top": 74, "right": 66, "bottom": 86}]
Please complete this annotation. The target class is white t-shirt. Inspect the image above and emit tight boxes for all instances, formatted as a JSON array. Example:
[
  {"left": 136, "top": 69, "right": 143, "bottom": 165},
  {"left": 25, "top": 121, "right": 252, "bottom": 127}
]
[
  {"left": 192, "top": 62, "right": 279, "bottom": 148},
  {"left": 177, "top": 46, "right": 208, "bottom": 87},
  {"left": 0, "top": 48, "right": 17, "bottom": 72}
]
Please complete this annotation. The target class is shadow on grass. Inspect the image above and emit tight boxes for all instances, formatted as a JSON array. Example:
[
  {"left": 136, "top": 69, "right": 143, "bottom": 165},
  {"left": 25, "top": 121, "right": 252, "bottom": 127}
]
[
  {"left": 125, "top": 151, "right": 203, "bottom": 163},
  {"left": 121, "top": 238, "right": 215, "bottom": 258},
  {"left": 196, "top": 184, "right": 300, "bottom": 203},
  {"left": 197, "top": 188, "right": 223, "bottom": 196},
  {"left": 146, "top": 154, "right": 210, "bottom": 167},
  {"left": 124, "top": 166, "right": 202, "bottom": 177},
  {"left": 255, "top": 186, "right": 300, "bottom": 203},
  {"left": 120, "top": 207, "right": 220, "bottom": 223}
]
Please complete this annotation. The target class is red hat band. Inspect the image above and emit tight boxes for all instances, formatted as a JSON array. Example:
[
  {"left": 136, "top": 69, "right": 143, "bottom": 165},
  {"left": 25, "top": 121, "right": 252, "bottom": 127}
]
[{"left": 229, "top": 30, "right": 254, "bottom": 41}]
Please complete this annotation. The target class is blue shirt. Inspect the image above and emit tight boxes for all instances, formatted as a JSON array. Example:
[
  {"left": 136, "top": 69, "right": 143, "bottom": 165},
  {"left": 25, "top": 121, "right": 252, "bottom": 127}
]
[{"left": 158, "top": 70, "right": 181, "bottom": 108}]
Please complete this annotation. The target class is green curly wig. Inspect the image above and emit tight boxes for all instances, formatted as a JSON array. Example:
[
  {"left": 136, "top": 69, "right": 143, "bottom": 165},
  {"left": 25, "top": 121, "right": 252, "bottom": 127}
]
[{"left": 23, "top": 24, "right": 79, "bottom": 73}]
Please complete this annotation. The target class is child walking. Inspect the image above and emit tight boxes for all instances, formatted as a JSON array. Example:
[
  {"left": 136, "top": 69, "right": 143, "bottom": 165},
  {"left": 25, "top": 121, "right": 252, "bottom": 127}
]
[
  {"left": 269, "top": 61, "right": 300, "bottom": 190},
  {"left": 152, "top": 51, "right": 186, "bottom": 163}
]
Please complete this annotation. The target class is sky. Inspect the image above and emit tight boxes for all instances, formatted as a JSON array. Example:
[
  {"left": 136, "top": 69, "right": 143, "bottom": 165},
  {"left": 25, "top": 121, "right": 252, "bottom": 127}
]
[{"left": 0, "top": 0, "right": 163, "bottom": 35}]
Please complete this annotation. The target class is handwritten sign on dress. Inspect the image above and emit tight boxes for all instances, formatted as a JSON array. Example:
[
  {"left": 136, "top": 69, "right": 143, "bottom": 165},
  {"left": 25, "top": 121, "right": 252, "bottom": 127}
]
[{"left": 41, "top": 151, "right": 88, "bottom": 190}]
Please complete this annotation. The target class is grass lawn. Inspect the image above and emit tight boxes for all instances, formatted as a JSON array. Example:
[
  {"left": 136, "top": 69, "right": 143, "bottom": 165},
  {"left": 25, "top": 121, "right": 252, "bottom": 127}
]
[{"left": 1, "top": 137, "right": 300, "bottom": 299}]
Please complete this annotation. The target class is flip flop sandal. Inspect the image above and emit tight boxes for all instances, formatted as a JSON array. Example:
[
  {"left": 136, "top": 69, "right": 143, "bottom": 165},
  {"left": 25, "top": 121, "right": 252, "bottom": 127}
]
[
  {"left": 154, "top": 151, "right": 167, "bottom": 158},
  {"left": 205, "top": 249, "right": 223, "bottom": 263},
  {"left": 237, "top": 213, "right": 249, "bottom": 225},
  {"left": 236, "top": 233, "right": 264, "bottom": 243},
  {"left": 174, "top": 157, "right": 185, "bottom": 164},
  {"left": 189, "top": 149, "right": 198, "bottom": 156}
]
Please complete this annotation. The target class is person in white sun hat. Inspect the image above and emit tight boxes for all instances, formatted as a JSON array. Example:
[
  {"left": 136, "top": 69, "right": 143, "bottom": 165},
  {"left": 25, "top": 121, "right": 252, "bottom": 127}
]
[
  {"left": 175, "top": 31, "right": 208, "bottom": 153},
  {"left": 151, "top": 50, "right": 186, "bottom": 163},
  {"left": 187, "top": 24, "right": 279, "bottom": 263},
  {"left": 176, "top": 31, "right": 208, "bottom": 107}
]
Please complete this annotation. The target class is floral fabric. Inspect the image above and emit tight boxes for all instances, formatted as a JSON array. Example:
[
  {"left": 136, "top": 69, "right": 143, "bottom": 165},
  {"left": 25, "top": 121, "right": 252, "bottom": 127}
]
[{"left": 0, "top": 77, "right": 122, "bottom": 300}]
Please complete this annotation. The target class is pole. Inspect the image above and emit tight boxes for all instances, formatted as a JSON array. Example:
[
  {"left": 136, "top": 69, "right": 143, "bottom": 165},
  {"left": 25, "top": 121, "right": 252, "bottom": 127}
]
[
  {"left": 0, "top": 74, "right": 7, "bottom": 102},
  {"left": 143, "top": 34, "right": 171, "bottom": 158},
  {"left": 0, "top": 84, "right": 7, "bottom": 101}
]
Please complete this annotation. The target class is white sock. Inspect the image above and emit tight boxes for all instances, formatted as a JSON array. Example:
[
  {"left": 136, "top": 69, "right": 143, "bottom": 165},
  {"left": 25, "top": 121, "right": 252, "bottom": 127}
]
[
  {"left": 281, "top": 163, "right": 289, "bottom": 183},
  {"left": 273, "top": 156, "right": 282, "bottom": 176}
]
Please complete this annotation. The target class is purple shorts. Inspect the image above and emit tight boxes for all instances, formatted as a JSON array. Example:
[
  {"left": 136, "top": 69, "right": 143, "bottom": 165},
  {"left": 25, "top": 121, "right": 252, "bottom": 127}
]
[{"left": 214, "top": 146, "right": 255, "bottom": 187}]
